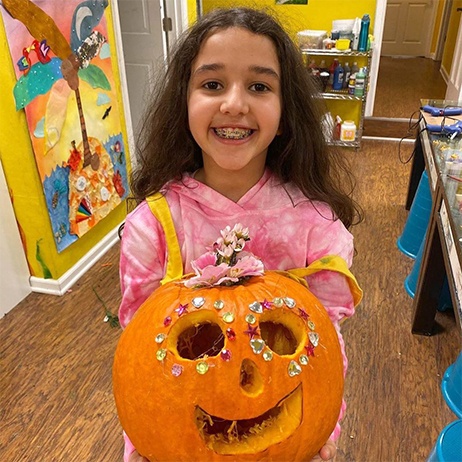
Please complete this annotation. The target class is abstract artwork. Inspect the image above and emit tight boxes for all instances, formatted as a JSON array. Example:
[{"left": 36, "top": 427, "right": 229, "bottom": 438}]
[{"left": 1, "top": 0, "right": 129, "bottom": 252}]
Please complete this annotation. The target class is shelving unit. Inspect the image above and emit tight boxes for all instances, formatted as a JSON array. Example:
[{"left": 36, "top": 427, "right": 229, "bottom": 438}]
[{"left": 301, "top": 49, "right": 372, "bottom": 148}]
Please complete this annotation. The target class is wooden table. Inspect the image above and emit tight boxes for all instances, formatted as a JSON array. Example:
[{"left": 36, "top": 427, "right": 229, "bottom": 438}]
[{"left": 406, "top": 108, "right": 462, "bottom": 336}]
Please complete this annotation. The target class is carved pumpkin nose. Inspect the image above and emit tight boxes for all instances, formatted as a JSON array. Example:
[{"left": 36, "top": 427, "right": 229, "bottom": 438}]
[{"left": 240, "top": 358, "right": 263, "bottom": 395}]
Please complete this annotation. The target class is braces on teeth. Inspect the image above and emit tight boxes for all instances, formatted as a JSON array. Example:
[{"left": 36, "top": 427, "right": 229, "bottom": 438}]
[{"left": 215, "top": 128, "right": 252, "bottom": 139}]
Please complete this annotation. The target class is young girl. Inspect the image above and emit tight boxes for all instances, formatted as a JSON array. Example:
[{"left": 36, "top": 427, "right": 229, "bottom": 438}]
[{"left": 119, "top": 7, "right": 362, "bottom": 462}]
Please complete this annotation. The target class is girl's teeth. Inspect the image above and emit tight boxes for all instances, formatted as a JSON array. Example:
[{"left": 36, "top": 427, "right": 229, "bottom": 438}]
[{"left": 214, "top": 128, "right": 252, "bottom": 139}]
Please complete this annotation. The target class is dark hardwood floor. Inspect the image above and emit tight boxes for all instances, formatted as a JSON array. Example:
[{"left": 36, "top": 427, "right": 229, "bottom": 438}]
[{"left": 1, "top": 57, "right": 460, "bottom": 462}]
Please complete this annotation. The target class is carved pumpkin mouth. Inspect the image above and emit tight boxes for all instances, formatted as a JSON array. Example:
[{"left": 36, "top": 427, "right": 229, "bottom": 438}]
[{"left": 195, "top": 384, "right": 302, "bottom": 454}]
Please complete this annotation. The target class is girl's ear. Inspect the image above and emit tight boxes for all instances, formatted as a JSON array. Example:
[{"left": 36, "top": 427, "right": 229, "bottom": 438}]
[{"left": 277, "top": 126, "right": 283, "bottom": 136}]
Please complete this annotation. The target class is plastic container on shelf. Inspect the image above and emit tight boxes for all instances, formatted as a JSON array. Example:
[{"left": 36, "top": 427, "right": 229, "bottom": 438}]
[
  {"left": 332, "top": 63, "right": 344, "bottom": 90},
  {"left": 340, "top": 120, "right": 357, "bottom": 142},
  {"left": 354, "top": 67, "right": 366, "bottom": 97},
  {"left": 332, "top": 19, "right": 355, "bottom": 33},
  {"left": 297, "top": 30, "right": 327, "bottom": 50},
  {"left": 358, "top": 14, "right": 370, "bottom": 51},
  {"left": 335, "top": 39, "right": 351, "bottom": 50},
  {"left": 343, "top": 62, "right": 351, "bottom": 89}
]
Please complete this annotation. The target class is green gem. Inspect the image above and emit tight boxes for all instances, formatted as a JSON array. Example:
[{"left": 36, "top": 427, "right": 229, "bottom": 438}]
[
  {"left": 156, "top": 348, "right": 167, "bottom": 361},
  {"left": 308, "top": 320, "right": 316, "bottom": 331},
  {"left": 214, "top": 300, "right": 225, "bottom": 310},
  {"left": 196, "top": 361, "right": 209, "bottom": 374},
  {"left": 273, "top": 297, "right": 284, "bottom": 307},
  {"left": 245, "top": 314, "right": 256, "bottom": 324},
  {"left": 299, "top": 354, "right": 309, "bottom": 366},
  {"left": 263, "top": 350, "right": 273, "bottom": 361},
  {"left": 222, "top": 312, "right": 235, "bottom": 323}
]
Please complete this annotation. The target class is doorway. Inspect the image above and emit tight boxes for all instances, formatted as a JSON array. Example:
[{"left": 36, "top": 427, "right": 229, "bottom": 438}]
[
  {"left": 374, "top": 0, "right": 462, "bottom": 118},
  {"left": 373, "top": 0, "right": 448, "bottom": 120}
]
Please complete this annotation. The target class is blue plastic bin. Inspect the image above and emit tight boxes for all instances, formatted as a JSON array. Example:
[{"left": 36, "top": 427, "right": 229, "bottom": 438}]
[
  {"left": 397, "top": 170, "right": 432, "bottom": 259},
  {"left": 442, "top": 352, "right": 462, "bottom": 419},
  {"left": 427, "top": 419, "right": 462, "bottom": 461},
  {"left": 404, "top": 234, "right": 426, "bottom": 298}
]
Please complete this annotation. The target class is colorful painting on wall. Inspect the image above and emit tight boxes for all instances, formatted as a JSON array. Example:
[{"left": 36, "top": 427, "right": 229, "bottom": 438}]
[{"left": 1, "top": 0, "right": 129, "bottom": 252}]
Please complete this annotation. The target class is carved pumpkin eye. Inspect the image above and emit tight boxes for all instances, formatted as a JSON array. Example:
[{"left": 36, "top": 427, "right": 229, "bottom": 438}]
[
  {"left": 177, "top": 322, "right": 224, "bottom": 360},
  {"left": 259, "top": 309, "right": 305, "bottom": 356}
]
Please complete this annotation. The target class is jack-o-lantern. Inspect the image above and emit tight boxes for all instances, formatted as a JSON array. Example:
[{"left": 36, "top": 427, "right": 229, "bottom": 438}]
[{"left": 113, "top": 224, "right": 348, "bottom": 461}]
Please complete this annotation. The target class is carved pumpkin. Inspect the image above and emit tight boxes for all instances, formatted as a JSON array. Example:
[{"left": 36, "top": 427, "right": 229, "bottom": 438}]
[{"left": 113, "top": 271, "right": 344, "bottom": 461}]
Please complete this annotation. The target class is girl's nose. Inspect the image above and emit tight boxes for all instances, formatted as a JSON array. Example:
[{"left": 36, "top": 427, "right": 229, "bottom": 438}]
[{"left": 220, "top": 85, "right": 249, "bottom": 116}]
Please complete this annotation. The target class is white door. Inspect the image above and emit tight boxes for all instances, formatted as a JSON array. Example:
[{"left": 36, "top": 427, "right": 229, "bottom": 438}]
[
  {"left": 445, "top": 11, "right": 462, "bottom": 100},
  {"left": 381, "top": 0, "right": 436, "bottom": 56},
  {"left": 117, "top": 0, "right": 166, "bottom": 136}
]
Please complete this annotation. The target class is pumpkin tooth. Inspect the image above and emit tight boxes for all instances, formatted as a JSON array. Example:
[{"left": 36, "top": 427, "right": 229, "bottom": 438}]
[{"left": 194, "top": 384, "right": 302, "bottom": 454}]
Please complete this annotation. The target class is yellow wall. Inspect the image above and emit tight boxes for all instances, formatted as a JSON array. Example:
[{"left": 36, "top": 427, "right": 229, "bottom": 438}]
[
  {"left": 430, "top": 0, "right": 445, "bottom": 54},
  {"left": 442, "top": 0, "right": 462, "bottom": 75},
  {"left": 0, "top": 2, "right": 130, "bottom": 280},
  {"left": 202, "top": 0, "right": 376, "bottom": 40}
]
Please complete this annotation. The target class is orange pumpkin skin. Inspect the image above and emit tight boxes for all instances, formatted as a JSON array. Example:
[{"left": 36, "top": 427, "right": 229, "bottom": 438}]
[{"left": 113, "top": 271, "right": 344, "bottom": 461}]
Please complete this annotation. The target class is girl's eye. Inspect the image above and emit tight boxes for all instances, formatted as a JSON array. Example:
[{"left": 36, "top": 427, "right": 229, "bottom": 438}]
[
  {"left": 251, "top": 83, "right": 269, "bottom": 92},
  {"left": 203, "top": 81, "right": 222, "bottom": 90}
]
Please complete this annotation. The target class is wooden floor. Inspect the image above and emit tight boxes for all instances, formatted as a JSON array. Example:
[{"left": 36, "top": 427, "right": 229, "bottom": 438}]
[
  {"left": 373, "top": 56, "right": 447, "bottom": 119},
  {"left": 364, "top": 56, "right": 447, "bottom": 140},
  {"left": 1, "top": 58, "right": 461, "bottom": 462}
]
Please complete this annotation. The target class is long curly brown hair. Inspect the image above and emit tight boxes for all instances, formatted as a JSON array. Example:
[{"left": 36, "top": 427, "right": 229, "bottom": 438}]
[{"left": 130, "top": 7, "right": 362, "bottom": 228}]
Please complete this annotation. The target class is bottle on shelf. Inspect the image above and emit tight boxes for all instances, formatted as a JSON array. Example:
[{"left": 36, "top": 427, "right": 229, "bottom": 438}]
[
  {"left": 348, "top": 62, "right": 359, "bottom": 95},
  {"left": 319, "top": 59, "right": 328, "bottom": 74},
  {"left": 328, "top": 59, "right": 339, "bottom": 86},
  {"left": 354, "top": 67, "right": 366, "bottom": 97},
  {"left": 340, "top": 120, "right": 357, "bottom": 142},
  {"left": 332, "top": 62, "right": 344, "bottom": 90},
  {"left": 358, "top": 14, "right": 370, "bottom": 51},
  {"left": 307, "top": 59, "right": 318, "bottom": 74},
  {"left": 352, "top": 17, "right": 361, "bottom": 51},
  {"left": 343, "top": 62, "right": 351, "bottom": 89}
]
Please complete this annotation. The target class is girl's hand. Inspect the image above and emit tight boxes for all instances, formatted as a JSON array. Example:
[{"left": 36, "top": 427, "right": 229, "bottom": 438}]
[
  {"left": 309, "top": 439, "right": 337, "bottom": 461},
  {"left": 128, "top": 440, "right": 336, "bottom": 462},
  {"left": 128, "top": 450, "right": 149, "bottom": 462}
]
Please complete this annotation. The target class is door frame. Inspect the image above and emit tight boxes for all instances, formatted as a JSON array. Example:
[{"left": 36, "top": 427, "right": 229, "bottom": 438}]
[
  {"left": 445, "top": 13, "right": 462, "bottom": 100},
  {"left": 111, "top": 0, "right": 188, "bottom": 164},
  {"left": 366, "top": 0, "right": 386, "bottom": 116}
]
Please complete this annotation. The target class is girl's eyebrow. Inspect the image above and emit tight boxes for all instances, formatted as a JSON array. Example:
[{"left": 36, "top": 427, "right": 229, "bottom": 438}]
[
  {"left": 250, "top": 65, "right": 280, "bottom": 79},
  {"left": 193, "top": 63, "right": 280, "bottom": 79}
]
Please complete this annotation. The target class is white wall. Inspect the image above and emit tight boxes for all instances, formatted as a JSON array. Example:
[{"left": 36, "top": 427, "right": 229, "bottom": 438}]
[{"left": 0, "top": 160, "right": 31, "bottom": 317}]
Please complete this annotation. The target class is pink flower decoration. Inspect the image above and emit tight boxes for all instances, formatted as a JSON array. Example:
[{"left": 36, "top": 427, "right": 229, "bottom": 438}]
[
  {"left": 183, "top": 224, "right": 264, "bottom": 289},
  {"left": 190, "top": 251, "right": 217, "bottom": 273},
  {"left": 184, "top": 263, "right": 231, "bottom": 288},
  {"left": 228, "top": 255, "right": 264, "bottom": 279}
]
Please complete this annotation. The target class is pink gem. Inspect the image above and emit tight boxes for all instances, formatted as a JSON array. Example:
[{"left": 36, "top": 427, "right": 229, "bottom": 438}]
[
  {"left": 243, "top": 323, "right": 259, "bottom": 339},
  {"left": 298, "top": 307, "right": 309, "bottom": 321},
  {"left": 261, "top": 299, "right": 273, "bottom": 310},
  {"left": 175, "top": 303, "right": 188, "bottom": 316},
  {"left": 171, "top": 364, "right": 183, "bottom": 377},
  {"left": 305, "top": 342, "right": 315, "bottom": 357},
  {"left": 220, "top": 349, "right": 232, "bottom": 361},
  {"left": 163, "top": 316, "right": 172, "bottom": 327},
  {"left": 226, "top": 328, "right": 236, "bottom": 340}
]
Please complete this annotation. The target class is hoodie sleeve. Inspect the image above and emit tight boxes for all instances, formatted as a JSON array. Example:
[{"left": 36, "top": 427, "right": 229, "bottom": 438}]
[{"left": 118, "top": 202, "right": 167, "bottom": 329}]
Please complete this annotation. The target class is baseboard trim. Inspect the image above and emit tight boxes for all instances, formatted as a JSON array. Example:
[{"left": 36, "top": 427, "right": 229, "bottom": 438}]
[
  {"left": 365, "top": 116, "right": 419, "bottom": 123},
  {"left": 362, "top": 135, "right": 415, "bottom": 143},
  {"left": 29, "top": 222, "right": 123, "bottom": 296}
]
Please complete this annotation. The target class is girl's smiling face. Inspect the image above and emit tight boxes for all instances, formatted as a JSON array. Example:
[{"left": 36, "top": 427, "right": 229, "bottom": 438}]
[{"left": 187, "top": 27, "right": 282, "bottom": 189}]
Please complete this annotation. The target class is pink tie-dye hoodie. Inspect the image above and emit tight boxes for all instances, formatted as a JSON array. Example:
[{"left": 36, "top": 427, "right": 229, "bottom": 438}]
[{"left": 118, "top": 168, "right": 356, "bottom": 459}]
